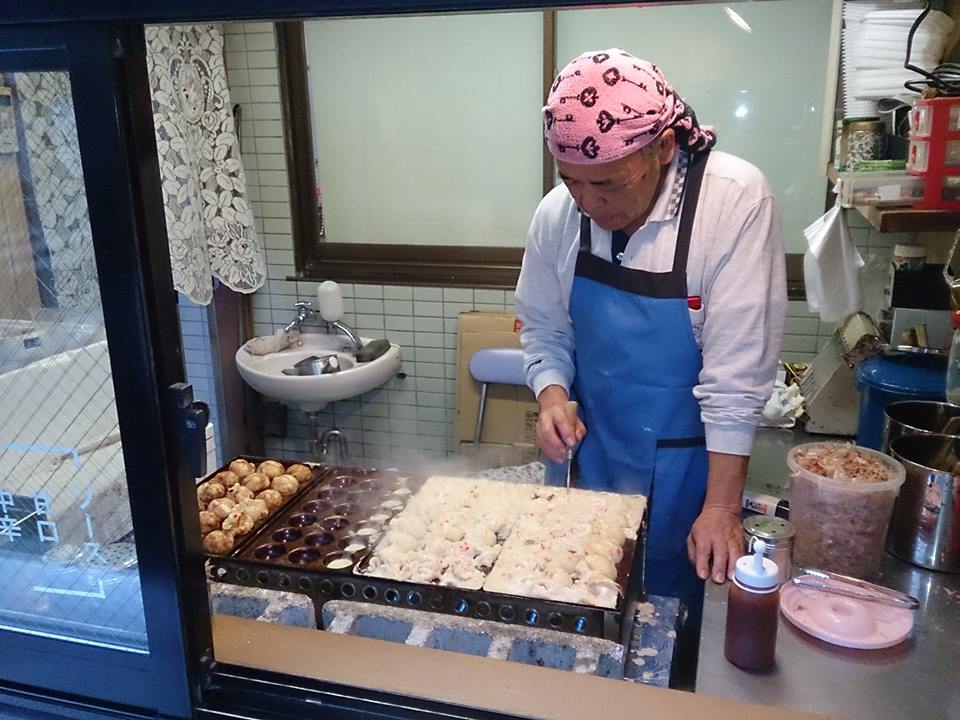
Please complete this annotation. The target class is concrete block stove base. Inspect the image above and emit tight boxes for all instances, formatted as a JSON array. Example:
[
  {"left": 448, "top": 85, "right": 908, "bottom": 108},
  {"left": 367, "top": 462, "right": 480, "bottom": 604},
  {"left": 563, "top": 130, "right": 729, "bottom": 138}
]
[{"left": 208, "top": 581, "right": 679, "bottom": 686}]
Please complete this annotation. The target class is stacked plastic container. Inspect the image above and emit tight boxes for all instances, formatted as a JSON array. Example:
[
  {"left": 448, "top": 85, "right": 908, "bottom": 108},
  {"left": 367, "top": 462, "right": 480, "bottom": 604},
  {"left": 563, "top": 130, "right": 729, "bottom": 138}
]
[
  {"left": 842, "top": 2, "right": 954, "bottom": 119},
  {"left": 908, "top": 96, "right": 960, "bottom": 210}
]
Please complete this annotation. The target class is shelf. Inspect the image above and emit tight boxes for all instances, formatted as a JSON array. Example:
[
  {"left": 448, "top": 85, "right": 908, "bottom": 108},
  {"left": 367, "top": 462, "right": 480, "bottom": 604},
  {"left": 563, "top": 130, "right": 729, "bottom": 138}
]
[
  {"left": 826, "top": 166, "right": 960, "bottom": 233},
  {"left": 855, "top": 205, "right": 960, "bottom": 233}
]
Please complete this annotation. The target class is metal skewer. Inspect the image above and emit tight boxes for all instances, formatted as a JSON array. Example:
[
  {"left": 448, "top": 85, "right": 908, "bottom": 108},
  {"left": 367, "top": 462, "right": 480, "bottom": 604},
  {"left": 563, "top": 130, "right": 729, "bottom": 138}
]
[{"left": 563, "top": 400, "right": 578, "bottom": 489}]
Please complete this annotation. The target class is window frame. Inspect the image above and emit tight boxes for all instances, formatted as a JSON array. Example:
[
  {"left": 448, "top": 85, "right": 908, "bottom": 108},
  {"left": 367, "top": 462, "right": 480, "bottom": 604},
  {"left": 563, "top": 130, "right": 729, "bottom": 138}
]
[
  {"left": 277, "top": 18, "right": 554, "bottom": 289},
  {"left": 278, "top": 16, "right": 809, "bottom": 295}
]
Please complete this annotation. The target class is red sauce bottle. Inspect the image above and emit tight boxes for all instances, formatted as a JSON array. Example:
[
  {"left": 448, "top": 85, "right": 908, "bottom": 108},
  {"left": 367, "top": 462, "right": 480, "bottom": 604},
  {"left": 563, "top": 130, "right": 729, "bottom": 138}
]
[{"left": 724, "top": 539, "right": 780, "bottom": 671}]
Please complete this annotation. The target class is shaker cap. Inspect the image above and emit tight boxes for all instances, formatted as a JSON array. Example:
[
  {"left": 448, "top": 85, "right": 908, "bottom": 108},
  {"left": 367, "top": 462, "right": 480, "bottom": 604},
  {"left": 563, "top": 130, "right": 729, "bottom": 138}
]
[{"left": 743, "top": 515, "right": 795, "bottom": 542}]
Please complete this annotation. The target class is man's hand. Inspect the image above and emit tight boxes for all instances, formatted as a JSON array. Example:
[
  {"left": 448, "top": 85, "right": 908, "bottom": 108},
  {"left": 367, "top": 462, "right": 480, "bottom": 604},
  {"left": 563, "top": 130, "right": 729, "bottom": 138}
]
[
  {"left": 535, "top": 385, "right": 586, "bottom": 463},
  {"left": 686, "top": 505, "right": 744, "bottom": 584}
]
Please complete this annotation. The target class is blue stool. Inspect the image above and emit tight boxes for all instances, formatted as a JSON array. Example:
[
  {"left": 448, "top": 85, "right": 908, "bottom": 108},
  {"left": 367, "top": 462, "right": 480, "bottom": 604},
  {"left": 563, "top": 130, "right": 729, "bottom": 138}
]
[{"left": 468, "top": 348, "right": 526, "bottom": 445}]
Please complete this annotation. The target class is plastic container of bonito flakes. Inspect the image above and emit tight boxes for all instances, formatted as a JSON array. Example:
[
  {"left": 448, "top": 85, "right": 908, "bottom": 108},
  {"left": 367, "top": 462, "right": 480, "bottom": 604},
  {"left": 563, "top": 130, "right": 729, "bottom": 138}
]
[{"left": 787, "top": 443, "right": 905, "bottom": 579}]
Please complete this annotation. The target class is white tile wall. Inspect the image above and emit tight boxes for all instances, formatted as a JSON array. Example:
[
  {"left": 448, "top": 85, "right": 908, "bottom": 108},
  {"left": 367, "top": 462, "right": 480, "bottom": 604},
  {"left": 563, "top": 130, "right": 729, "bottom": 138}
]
[{"left": 221, "top": 23, "right": 901, "bottom": 467}]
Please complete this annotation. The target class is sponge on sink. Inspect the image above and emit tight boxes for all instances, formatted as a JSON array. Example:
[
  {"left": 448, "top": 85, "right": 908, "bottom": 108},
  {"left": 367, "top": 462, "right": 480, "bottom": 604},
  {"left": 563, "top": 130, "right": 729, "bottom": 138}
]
[{"left": 355, "top": 338, "right": 391, "bottom": 363}]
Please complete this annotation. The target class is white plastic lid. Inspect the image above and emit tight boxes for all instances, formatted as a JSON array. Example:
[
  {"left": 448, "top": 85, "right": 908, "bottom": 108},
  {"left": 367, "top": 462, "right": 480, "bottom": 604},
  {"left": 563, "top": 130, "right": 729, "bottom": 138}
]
[{"left": 735, "top": 539, "right": 779, "bottom": 589}]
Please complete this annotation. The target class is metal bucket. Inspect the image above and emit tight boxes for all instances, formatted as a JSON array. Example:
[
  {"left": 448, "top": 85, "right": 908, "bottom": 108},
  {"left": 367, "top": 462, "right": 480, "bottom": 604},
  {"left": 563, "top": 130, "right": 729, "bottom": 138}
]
[
  {"left": 882, "top": 400, "right": 960, "bottom": 453},
  {"left": 888, "top": 434, "right": 960, "bottom": 573}
]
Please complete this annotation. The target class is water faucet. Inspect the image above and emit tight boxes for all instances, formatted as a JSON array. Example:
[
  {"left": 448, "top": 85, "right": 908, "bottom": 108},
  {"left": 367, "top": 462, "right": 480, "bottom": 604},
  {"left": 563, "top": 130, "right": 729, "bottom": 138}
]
[
  {"left": 283, "top": 301, "right": 314, "bottom": 333},
  {"left": 314, "top": 280, "right": 363, "bottom": 351},
  {"left": 327, "top": 321, "right": 364, "bottom": 352}
]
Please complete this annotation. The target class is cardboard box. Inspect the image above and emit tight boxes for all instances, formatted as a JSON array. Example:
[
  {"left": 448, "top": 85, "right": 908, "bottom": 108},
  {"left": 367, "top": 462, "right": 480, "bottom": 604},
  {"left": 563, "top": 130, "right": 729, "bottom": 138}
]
[
  {"left": 455, "top": 312, "right": 539, "bottom": 445},
  {"left": 456, "top": 441, "right": 539, "bottom": 471}
]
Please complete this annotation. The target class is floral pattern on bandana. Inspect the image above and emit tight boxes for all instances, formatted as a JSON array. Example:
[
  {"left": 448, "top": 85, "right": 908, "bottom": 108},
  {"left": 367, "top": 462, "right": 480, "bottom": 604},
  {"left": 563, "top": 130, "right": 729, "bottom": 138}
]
[{"left": 543, "top": 49, "right": 717, "bottom": 164}]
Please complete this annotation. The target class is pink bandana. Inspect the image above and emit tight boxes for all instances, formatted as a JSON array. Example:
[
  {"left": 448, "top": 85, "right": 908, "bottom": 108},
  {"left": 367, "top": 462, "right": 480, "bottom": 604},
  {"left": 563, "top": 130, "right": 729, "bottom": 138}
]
[{"left": 543, "top": 49, "right": 717, "bottom": 164}]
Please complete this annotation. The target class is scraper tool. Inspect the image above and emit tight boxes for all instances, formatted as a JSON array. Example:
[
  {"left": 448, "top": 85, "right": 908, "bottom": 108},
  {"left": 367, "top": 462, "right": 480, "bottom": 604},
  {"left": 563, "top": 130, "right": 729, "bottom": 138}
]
[{"left": 563, "top": 400, "right": 578, "bottom": 489}]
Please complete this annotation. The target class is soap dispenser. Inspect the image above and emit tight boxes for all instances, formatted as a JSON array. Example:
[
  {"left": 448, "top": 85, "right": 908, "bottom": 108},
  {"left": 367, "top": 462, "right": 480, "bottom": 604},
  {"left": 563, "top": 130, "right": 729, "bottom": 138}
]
[
  {"left": 316, "top": 280, "right": 344, "bottom": 323},
  {"left": 724, "top": 539, "right": 780, "bottom": 670}
]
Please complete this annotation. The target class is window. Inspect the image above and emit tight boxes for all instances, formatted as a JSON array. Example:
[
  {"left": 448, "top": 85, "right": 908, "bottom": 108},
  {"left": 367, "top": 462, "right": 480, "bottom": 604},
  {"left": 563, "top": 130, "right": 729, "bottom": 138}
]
[{"left": 280, "top": 1, "right": 837, "bottom": 290}]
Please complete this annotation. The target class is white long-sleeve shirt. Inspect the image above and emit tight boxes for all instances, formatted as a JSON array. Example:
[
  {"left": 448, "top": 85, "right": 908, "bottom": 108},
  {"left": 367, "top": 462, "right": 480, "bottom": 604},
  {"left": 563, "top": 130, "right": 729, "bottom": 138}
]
[{"left": 514, "top": 150, "right": 787, "bottom": 456}]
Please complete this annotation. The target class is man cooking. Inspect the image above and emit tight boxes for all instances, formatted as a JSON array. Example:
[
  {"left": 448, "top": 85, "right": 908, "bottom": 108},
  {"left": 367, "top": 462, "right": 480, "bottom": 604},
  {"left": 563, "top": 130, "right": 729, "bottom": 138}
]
[{"left": 515, "top": 49, "right": 786, "bottom": 621}]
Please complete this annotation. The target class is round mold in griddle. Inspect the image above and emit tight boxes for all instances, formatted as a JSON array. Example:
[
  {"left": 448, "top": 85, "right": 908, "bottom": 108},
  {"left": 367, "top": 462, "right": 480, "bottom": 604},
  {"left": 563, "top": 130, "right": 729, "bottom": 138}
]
[
  {"left": 304, "top": 531, "right": 336, "bottom": 547},
  {"left": 302, "top": 499, "right": 333, "bottom": 514},
  {"left": 353, "top": 521, "right": 382, "bottom": 539},
  {"left": 272, "top": 527, "right": 302, "bottom": 543},
  {"left": 322, "top": 551, "right": 355, "bottom": 570},
  {"left": 333, "top": 502, "right": 356, "bottom": 516},
  {"left": 356, "top": 479, "right": 380, "bottom": 493},
  {"left": 338, "top": 537, "right": 368, "bottom": 554},
  {"left": 380, "top": 499, "right": 403, "bottom": 511},
  {"left": 288, "top": 547, "right": 320, "bottom": 565},
  {"left": 253, "top": 543, "right": 286, "bottom": 561},
  {"left": 320, "top": 515, "right": 350, "bottom": 532},
  {"left": 288, "top": 512, "right": 318, "bottom": 527},
  {"left": 329, "top": 475, "right": 356, "bottom": 489},
  {"left": 392, "top": 487, "right": 413, "bottom": 497},
  {"left": 314, "top": 488, "right": 345, "bottom": 501},
  {"left": 367, "top": 513, "right": 390, "bottom": 525}
]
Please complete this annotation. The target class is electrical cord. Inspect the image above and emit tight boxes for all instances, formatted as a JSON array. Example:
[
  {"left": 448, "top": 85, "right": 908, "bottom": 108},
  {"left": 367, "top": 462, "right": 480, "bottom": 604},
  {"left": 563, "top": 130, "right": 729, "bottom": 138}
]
[{"left": 904, "top": 0, "right": 960, "bottom": 95}]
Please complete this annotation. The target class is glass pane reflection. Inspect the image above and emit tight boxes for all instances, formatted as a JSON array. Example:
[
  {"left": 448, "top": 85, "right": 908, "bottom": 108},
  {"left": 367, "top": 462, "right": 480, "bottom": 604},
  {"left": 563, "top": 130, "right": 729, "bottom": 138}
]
[{"left": 0, "top": 70, "right": 147, "bottom": 653}]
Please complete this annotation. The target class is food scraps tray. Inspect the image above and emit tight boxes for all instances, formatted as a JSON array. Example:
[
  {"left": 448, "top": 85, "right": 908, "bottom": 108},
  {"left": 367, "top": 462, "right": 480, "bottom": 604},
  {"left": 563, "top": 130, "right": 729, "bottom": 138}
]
[{"left": 206, "top": 467, "right": 647, "bottom": 645}]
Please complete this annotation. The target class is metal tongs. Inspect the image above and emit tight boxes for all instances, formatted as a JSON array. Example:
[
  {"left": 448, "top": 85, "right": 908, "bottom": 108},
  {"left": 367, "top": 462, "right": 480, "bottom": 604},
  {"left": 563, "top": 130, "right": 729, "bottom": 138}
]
[{"left": 792, "top": 568, "right": 920, "bottom": 610}]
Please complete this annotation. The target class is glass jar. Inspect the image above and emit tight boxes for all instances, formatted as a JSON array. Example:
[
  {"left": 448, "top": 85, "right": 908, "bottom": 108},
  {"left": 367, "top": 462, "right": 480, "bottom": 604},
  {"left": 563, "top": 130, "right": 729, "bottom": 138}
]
[{"left": 841, "top": 118, "right": 886, "bottom": 170}]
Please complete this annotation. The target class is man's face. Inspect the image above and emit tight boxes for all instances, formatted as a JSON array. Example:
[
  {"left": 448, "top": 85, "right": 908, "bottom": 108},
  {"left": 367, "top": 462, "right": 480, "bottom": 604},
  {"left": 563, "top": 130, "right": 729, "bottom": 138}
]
[{"left": 556, "top": 130, "right": 676, "bottom": 236}]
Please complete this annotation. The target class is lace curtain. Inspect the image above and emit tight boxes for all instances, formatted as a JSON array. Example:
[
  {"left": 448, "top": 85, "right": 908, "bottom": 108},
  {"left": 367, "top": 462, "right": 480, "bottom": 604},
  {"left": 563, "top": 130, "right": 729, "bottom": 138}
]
[{"left": 146, "top": 25, "right": 265, "bottom": 305}]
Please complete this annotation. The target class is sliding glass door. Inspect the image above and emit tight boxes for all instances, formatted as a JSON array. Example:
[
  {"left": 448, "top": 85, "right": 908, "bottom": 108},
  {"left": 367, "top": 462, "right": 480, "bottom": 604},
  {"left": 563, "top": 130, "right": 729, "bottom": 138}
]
[{"left": 0, "top": 25, "right": 206, "bottom": 717}]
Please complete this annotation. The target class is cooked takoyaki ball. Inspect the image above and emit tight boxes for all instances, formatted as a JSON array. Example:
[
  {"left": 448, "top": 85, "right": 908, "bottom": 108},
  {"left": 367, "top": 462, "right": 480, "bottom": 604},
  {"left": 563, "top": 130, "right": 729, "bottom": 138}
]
[
  {"left": 197, "top": 481, "right": 225, "bottom": 503},
  {"left": 227, "top": 485, "right": 255, "bottom": 504},
  {"left": 202, "top": 530, "right": 235, "bottom": 554},
  {"left": 207, "top": 497, "right": 236, "bottom": 520},
  {"left": 211, "top": 470, "right": 239, "bottom": 489},
  {"left": 257, "top": 460, "right": 285, "bottom": 478},
  {"left": 199, "top": 510, "right": 220, "bottom": 535},
  {"left": 222, "top": 510, "right": 254, "bottom": 536},
  {"left": 241, "top": 473, "right": 270, "bottom": 493},
  {"left": 228, "top": 458, "right": 256, "bottom": 478},
  {"left": 286, "top": 464, "right": 313, "bottom": 483},
  {"left": 238, "top": 499, "right": 269, "bottom": 524},
  {"left": 256, "top": 488, "right": 284, "bottom": 511},
  {"left": 270, "top": 474, "right": 299, "bottom": 497}
]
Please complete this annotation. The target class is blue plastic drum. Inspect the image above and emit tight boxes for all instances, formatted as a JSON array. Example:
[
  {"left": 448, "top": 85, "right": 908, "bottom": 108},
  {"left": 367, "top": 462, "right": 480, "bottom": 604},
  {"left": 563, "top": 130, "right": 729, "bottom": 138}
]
[{"left": 855, "top": 354, "right": 946, "bottom": 449}]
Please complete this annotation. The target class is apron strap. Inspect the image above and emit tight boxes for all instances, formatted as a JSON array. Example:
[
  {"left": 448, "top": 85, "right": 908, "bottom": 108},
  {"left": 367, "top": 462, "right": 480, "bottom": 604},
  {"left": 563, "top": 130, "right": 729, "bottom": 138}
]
[{"left": 671, "top": 149, "right": 709, "bottom": 279}]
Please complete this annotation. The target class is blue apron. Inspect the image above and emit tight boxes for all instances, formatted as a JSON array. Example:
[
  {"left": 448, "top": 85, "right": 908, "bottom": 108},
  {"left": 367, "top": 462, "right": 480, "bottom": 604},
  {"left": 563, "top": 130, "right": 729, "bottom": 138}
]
[{"left": 547, "top": 150, "right": 710, "bottom": 615}]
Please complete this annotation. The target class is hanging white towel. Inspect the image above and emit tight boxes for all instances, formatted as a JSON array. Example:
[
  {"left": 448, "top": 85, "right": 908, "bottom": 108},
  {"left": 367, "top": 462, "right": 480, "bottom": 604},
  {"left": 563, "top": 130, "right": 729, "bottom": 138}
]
[
  {"left": 803, "top": 204, "right": 865, "bottom": 324},
  {"left": 145, "top": 25, "right": 266, "bottom": 305}
]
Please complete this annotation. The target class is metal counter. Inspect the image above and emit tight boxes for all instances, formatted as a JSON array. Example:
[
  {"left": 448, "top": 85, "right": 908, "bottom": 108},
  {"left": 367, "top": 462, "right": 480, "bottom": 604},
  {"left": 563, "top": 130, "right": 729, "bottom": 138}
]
[{"left": 696, "top": 428, "right": 960, "bottom": 720}]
